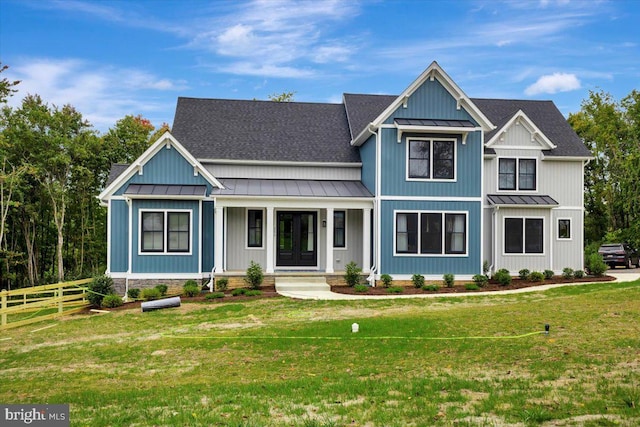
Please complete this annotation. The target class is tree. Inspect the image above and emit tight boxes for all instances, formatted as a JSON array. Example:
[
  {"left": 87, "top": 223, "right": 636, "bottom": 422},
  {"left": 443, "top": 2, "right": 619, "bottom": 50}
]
[
  {"left": 0, "top": 62, "right": 20, "bottom": 104},
  {"left": 268, "top": 91, "right": 296, "bottom": 102}
]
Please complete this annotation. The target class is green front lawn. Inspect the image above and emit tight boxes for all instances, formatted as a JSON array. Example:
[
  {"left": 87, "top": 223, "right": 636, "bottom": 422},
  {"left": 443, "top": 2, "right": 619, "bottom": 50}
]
[{"left": 1, "top": 280, "right": 639, "bottom": 426}]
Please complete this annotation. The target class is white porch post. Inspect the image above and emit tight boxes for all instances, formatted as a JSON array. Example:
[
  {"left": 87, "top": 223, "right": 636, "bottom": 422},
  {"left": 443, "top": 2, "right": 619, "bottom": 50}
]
[
  {"left": 362, "top": 207, "right": 371, "bottom": 273},
  {"left": 266, "top": 206, "right": 275, "bottom": 273},
  {"left": 325, "top": 207, "right": 334, "bottom": 273},
  {"left": 214, "top": 206, "right": 224, "bottom": 273}
]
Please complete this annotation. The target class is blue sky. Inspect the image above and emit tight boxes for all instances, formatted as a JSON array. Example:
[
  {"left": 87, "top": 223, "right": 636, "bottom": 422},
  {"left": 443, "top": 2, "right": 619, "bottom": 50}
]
[{"left": 1, "top": 0, "right": 638, "bottom": 133}]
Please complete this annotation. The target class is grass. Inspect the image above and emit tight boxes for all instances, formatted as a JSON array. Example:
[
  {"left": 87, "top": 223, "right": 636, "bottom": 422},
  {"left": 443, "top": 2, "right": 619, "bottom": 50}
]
[{"left": 1, "top": 280, "right": 639, "bottom": 426}]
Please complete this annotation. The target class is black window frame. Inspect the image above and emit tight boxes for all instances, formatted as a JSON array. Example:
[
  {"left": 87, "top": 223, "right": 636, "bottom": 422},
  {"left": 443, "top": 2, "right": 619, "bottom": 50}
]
[
  {"left": 504, "top": 217, "right": 543, "bottom": 254},
  {"left": 396, "top": 211, "right": 467, "bottom": 256},
  {"left": 498, "top": 158, "right": 537, "bottom": 191},
  {"left": 141, "top": 212, "right": 164, "bottom": 253},
  {"left": 167, "top": 212, "right": 190, "bottom": 253},
  {"left": 558, "top": 219, "right": 571, "bottom": 240},
  {"left": 407, "top": 138, "right": 456, "bottom": 180},
  {"left": 247, "top": 209, "right": 264, "bottom": 248},
  {"left": 141, "top": 211, "right": 191, "bottom": 254},
  {"left": 333, "top": 210, "right": 346, "bottom": 248}
]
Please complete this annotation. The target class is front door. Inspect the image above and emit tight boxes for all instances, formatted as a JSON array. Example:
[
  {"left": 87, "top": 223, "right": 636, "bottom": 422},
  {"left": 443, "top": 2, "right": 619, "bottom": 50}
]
[{"left": 276, "top": 211, "right": 317, "bottom": 267}]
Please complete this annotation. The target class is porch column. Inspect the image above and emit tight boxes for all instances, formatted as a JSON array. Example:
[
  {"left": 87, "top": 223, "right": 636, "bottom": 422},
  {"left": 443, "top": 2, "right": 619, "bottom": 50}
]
[
  {"left": 362, "top": 208, "right": 371, "bottom": 273},
  {"left": 325, "top": 207, "right": 334, "bottom": 273},
  {"left": 214, "top": 206, "right": 224, "bottom": 273},
  {"left": 265, "top": 206, "right": 274, "bottom": 273}
]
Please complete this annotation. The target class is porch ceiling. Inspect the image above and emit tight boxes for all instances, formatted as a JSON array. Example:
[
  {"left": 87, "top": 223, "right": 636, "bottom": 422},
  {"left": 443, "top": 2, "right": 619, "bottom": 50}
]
[{"left": 210, "top": 178, "right": 373, "bottom": 198}]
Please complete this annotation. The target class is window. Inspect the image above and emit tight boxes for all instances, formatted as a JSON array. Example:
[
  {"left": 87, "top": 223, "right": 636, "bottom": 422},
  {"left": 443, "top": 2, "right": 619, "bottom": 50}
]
[
  {"left": 558, "top": 219, "right": 571, "bottom": 239},
  {"left": 141, "top": 211, "right": 191, "bottom": 254},
  {"left": 396, "top": 211, "right": 467, "bottom": 255},
  {"left": 498, "top": 158, "right": 537, "bottom": 191},
  {"left": 408, "top": 139, "right": 455, "bottom": 180},
  {"left": 504, "top": 217, "right": 543, "bottom": 254},
  {"left": 247, "top": 210, "right": 263, "bottom": 248},
  {"left": 334, "top": 211, "right": 346, "bottom": 248}
]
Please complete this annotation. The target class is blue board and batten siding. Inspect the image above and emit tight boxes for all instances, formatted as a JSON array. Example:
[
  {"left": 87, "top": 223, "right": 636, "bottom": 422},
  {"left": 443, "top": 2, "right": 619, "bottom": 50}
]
[
  {"left": 109, "top": 200, "right": 129, "bottom": 273},
  {"left": 359, "top": 134, "right": 377, "bottom": 195}
]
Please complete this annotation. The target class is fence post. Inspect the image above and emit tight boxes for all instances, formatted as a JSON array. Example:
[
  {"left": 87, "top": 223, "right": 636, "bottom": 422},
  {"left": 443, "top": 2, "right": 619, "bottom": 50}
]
[
  {"left": 58, "top": 285, "right": 64, "bottom": 314},
  {"left": 1, "top": 290, "right": 7, "bottom": 327}
]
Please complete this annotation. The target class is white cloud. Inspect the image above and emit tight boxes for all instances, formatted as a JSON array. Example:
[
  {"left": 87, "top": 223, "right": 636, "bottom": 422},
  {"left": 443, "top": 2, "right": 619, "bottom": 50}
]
[
  {"left": 524, "top": 73, "right": 581, "bottom": 95},
  {"left": 5, "top": 58, "right": 187, "bottom": 131}
]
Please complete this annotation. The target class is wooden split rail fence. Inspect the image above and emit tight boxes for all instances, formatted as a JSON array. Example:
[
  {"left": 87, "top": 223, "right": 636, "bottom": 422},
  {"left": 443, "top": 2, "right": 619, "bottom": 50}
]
[{"left": 0, "top": 278, "right": 92, "bottom": 330}]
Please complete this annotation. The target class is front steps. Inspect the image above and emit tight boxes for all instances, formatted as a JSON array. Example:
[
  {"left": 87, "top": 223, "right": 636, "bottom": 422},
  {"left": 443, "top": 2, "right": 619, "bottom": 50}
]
[{"left": 275, "top": 276, "right": 331, "bottom": 293}]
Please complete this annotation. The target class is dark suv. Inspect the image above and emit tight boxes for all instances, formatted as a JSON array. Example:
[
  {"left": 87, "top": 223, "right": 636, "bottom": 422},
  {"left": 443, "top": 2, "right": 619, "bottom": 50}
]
[{"left": 598, "top": 243, "right": 640, "bottom": 269}]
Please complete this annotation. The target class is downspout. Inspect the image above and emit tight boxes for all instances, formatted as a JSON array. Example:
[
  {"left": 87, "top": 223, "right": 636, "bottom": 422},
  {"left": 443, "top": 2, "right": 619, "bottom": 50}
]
[{"left": 371, "top": 124, "right": 381, "bottom": 287}]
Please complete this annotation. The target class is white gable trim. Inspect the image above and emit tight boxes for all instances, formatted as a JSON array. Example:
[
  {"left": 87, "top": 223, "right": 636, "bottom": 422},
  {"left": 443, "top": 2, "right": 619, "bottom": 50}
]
[
  {"left": 98, "top": 131, "right": 224, "bottom": 202},
  {"left": 486, "top": 110, "right": 557, "bottom": 150},
  {"left": 351, "top": 61, "right": 495, "bottom": 146}
]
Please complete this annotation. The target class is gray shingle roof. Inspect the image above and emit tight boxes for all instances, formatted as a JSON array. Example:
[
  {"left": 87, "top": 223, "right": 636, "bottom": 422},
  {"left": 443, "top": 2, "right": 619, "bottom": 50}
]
[
  {"left": 171, "top": 97, "right": 359, "bottom": 163},
  {"left": 343, "top": 93, "right": 396, "bottom": 140},
  {"left": 210, "top": 178, "right": 372, "bottom": 198},
  {"left": 105, "top": 163, "right": 129, "bottom": 187}
]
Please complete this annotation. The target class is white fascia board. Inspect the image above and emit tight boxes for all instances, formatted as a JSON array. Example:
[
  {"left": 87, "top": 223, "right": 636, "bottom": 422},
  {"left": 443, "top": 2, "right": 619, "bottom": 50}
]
[
  {"left": 351, "top": 123, "right": 377, "bottom": 147},
  {"left": 198, "top": 158, "right": 362, "bottom": 168},
  {"left": 541, "top": 155, "right": 594, "bottom": 162},
  {"left": 486, "top": 110, "right": 557, "bottom": 150},
  {"left": 359, "top": 62, "right": 495, "bottom": 141},
  {"left": 98, "top": 131, "right": 224, "bottom": 202}
]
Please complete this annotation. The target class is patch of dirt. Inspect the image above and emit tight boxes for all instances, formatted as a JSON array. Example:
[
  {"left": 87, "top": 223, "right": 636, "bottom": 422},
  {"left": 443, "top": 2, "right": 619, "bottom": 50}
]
[{"left": 331, "top": 276, "right": 616, "bottom": 296}]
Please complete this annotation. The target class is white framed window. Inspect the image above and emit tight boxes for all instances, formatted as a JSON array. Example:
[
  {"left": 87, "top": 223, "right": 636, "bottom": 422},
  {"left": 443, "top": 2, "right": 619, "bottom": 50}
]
[
  {"left": 504, "top": 216, "right": 544, "bottom": 255},
  {"left": 334, "top": 210, "right": 346, "bottom": 249},
  {"left": 247, "top": 209, "right": 264, "bottom": 249},
  {"left": 394, "top": 211, "right": 468, "bottom": 256},
  {"left": 558, "top": 218, "right": 571, "bottom": 240},
  {"left": 498, "top": 157, "right": 537, "bottom": 191},
  {"left": 407, "top": 137, "right": 457, "bottom": 181},
  {"left": 140, "top": 209, "right": 192, "bottom": 255}
]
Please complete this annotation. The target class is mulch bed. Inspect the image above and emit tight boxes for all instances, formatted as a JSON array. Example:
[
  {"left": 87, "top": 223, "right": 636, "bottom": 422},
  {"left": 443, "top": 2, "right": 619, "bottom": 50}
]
[{"left": 330, "top": 275, "right": 617, "bottom": 296}]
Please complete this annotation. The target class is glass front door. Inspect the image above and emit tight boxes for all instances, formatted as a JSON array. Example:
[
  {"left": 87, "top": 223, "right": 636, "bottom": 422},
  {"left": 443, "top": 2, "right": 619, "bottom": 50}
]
[{"left": 276, "top": 211, "right": 317, "bottom": 267}]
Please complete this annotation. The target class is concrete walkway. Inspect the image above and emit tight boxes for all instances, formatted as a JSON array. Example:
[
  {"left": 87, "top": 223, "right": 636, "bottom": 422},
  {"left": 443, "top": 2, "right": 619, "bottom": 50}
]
[{"left": 274, "top": 272, "right": 640, "bottom": 301}]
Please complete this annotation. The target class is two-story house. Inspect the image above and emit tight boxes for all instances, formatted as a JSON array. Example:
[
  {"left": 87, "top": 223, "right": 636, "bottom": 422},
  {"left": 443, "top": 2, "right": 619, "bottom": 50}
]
[{"left": 98, "top": 62, "right": 591, "bottom": 293}]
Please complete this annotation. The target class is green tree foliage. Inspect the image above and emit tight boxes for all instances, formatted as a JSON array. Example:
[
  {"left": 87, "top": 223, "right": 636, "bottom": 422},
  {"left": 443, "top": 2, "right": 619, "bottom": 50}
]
[
  {"left": 268, "top": 91, "right": 296, "bottom": 102},
  {"left": 569, "top": 89, "right": 640, "bottom": 248}
]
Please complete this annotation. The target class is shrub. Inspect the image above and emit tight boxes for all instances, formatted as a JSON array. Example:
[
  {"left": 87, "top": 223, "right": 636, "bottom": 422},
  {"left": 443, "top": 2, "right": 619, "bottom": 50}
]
[
  {"left": 231, "top": 288, "right": 247, "bottom": 296},
  {"left": 483, "top": 260, "right": 490, "bottom": 275},
  {"left": 344, "top": 261, "right": 362, "bottom": 287},
  {"left": 562, "top": 268, "right": 574, "bottom": 280},
  {"left": 205, "top": 292, "right": 225, "bottom": 300},
  {"left": 155, "top": 284, "right": 168, "bottom": 296},
  {"left": 88, "top": 275, "right": 115, "bottom": 307},
  {"left": 142, "top": 288, "right": 161, "bottom": 301},
  {"left": 380, "top": 274, "right": 393, "bottom": 288},
  {"left": 215, "top": 277, "right": 228, "bottom": 292},
  {"left": 543, "top": 270, "right": 554, "bottom": 280},
  {"left": 472, "top": 274, "right": 488, "bottom": 287},
  {"left": 494, "top": 269, "right": 512, "bottom": 286},
  {"left": 586, "top": 253, "right": 608, "bottom": 277},
  {"left": 244, "top": 261, "right": 264, "bottom": 290},
  {"left": 244, "top": 290, "right": 262, "bottom": 297},
  {"left": 386, "top": 286, "right": 403, "bottom": 294},
  {"left": 443, "top": 273, "right": 455, "bottom": 288},
  {"left": 127, "top": 288, "right": 140, "bottom": 300},
  {"left": 528, "top": 271, "right": 544, "bottom": 282},
  {"left": 519, "top": 269, "right": 530, "bottom": 280},
  {"left": 183, "top": 282, "right": 200, "bottom": 297},
  {"left": 422, "top": 284, "right": 439, "bottom": 291},
  {"left": 573, "top": 270, "right": 585, "bottom": 279},
  {"left": 354, "top": 284, "right": 369, "bottom": 293},
  {"left": 101, "top": 293, "right": 123, "bottom": 308},
  {"left": 411, "top": 274, "right": 425, "bottom": 288},
  {"left": 465, "top": 283, "right": 480, "bottom": 291}
]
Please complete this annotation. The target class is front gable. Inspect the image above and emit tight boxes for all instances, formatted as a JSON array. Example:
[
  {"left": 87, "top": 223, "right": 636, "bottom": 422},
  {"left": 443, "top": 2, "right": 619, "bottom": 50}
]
[{"left": 486, "top": 110, "right": 557, "bottom": 151}]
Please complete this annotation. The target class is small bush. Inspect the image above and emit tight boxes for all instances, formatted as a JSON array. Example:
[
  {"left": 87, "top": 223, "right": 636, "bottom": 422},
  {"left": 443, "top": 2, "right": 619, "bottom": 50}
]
[
  {"left": 422, "top": 284, "right": 439, "bottom": 291},
  {"left": 528, "top": 271, "right": 544, "bottom": 282},
  {"left": 380, "top": 274, "right": 393, "bottom": 288},
  {"left": 386, "top": 286, "right": 403, "bottom": 294},
  {"left": 465, "top": 283, "right": 480, "bottom": 291},
  {"left": 205, "top": 292, "right": 225, "bottom": 300},
  {"left": 519, "top": 269, "right": 530, "bottom": 280},
  {"left": 573, "top": 270, "right": 585, "bottom": 279},
  {"left": 244, "top": 261, "right": 264, "bottom": 290},
  {"left": 472, "top": 274, "right": 488, "bottom": 287},
  {"left": 586, "top": 253, "right": 608, "bottom": 277},
  {"left": 184, "top": 279, "right": 198, "bottom": 288},
  {"left": 483, "top": 260, "right": 490, "bottom": 275},
  {"left": 543, "top": 269, "right": 554, "bottom": 280},
  {"left": 127, "top": 288, "right": 140, "bottom": 300},
  {"left": 344, "top": 261, "right": 362, "bottom": 287},
  {"left": 494, "top": 269, "right": 512, "bottom": 286},
  {"left": 183, "top": 283, "right": 200, "bottom": 297},
  {"left": 101, "top": 294, "right": 123, "bottom": 308},
  {"left": 215, "top": 277, "right": 228, "bottom": 292},
  {"left": 88, "top": 275, "right": 115, "bottom": 307},
  {"left": 231, "top": 288, "right": 247, "bottom": 296},
  {"left": 562, "top": 267, "right": 574, "bottom": 280},
  {"left": 244, "top": 290, "right": 262, "bottom": 297},
  {"left": 443, "top": 273, "right": 455, "bottom": 288},
  {"left": 354, "top": 284, "right": 369, "bottom": 293},
  {"left": 142, "top": 288, "right": 161, "bottom": 301},
  {"left": 411, "top": 274, "right": 425, "bottom": 288},
  {"left": 155, "top": 284, "right": 168, "bottom": 296}
]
